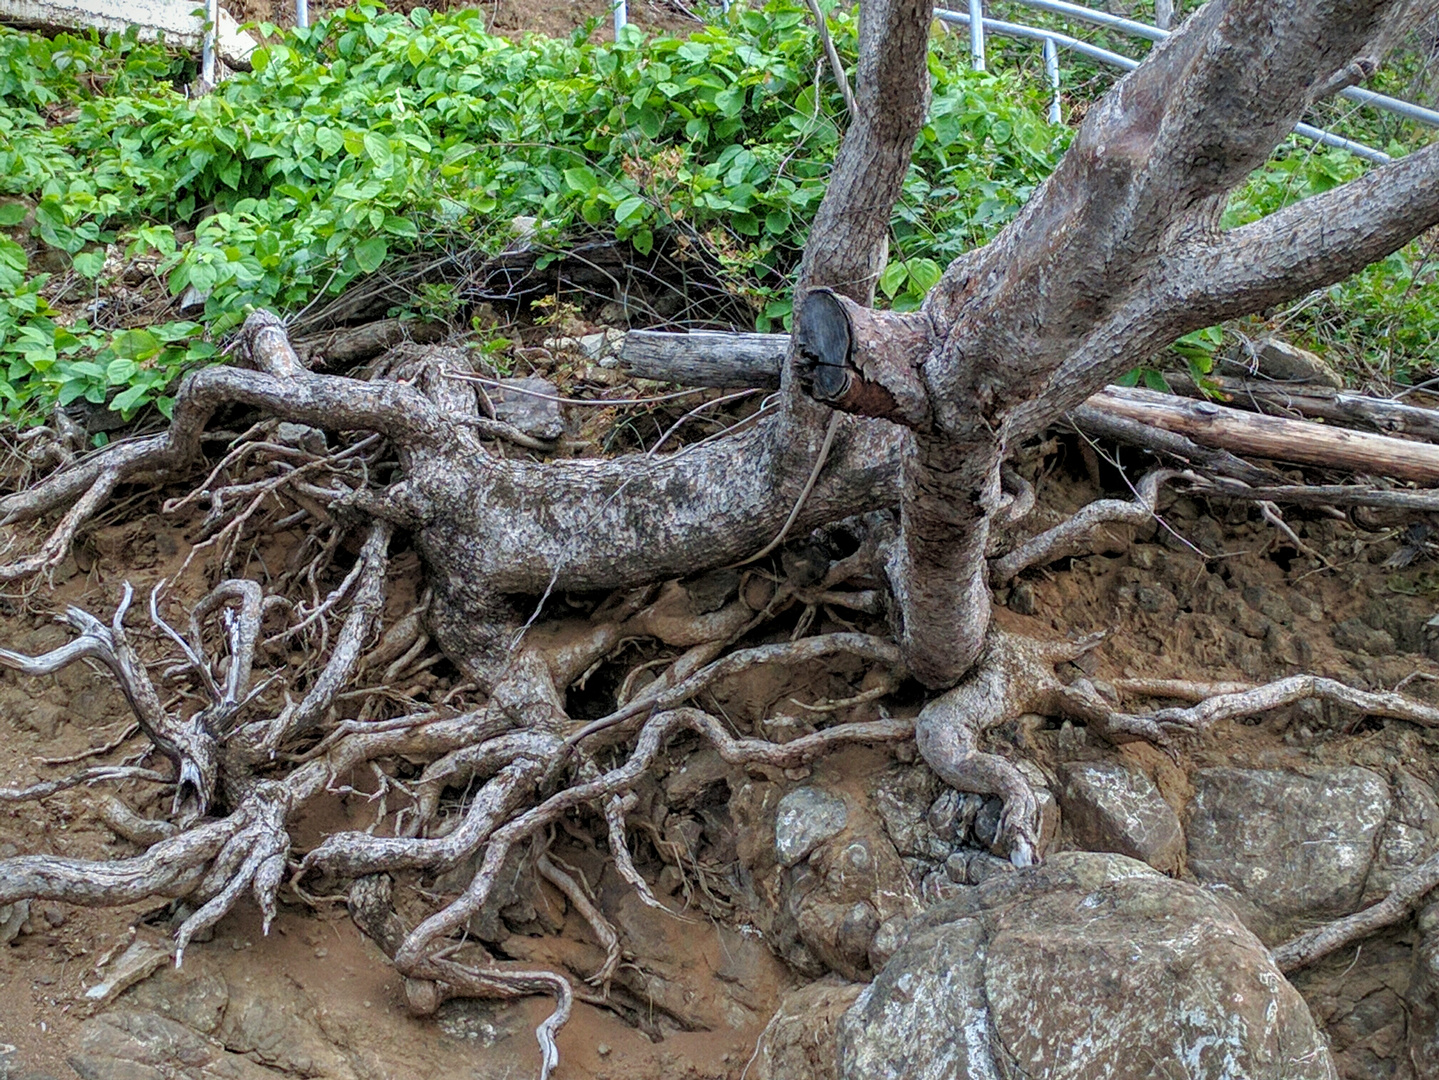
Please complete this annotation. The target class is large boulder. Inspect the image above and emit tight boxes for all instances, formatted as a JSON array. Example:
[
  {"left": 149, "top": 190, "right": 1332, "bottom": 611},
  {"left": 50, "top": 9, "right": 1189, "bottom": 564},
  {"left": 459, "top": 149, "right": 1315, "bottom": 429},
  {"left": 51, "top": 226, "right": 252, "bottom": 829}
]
[
  {"left": 1186, "top": 766, "right": 1391, "bottom": 940},
  {"left": 837, "top": 852, "right": 1335, "bottom": 1080}
]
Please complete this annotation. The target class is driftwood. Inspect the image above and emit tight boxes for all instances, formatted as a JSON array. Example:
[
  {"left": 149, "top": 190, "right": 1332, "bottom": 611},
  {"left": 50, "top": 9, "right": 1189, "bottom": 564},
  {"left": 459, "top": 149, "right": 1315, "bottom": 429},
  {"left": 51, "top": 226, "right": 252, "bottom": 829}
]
[
  {"left": 1092, "top": 386, "right": 1439, "bottom": 483},
  {"left": 618, "top": 330, "right": 785, "bottom": 388},
  {"left": 1168, "top": 373, "right": 1439, "bottom": 440},
  {"left": 619, "top": 330, "right": 1439, "bottom": 484}
]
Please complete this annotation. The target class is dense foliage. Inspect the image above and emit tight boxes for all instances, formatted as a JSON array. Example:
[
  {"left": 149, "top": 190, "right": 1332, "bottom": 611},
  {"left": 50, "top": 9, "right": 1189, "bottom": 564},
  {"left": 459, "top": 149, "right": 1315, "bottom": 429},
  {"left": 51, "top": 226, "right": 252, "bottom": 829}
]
[{"left": 0, "top": 0, "right": 1432, "bottom": 429}]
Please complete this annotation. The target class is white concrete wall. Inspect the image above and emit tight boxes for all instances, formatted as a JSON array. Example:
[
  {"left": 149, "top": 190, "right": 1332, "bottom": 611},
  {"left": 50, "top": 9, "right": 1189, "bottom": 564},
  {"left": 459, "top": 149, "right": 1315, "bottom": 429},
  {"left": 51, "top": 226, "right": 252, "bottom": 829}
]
[{"left": 0, "top": 0, "right": 256, "bottom": 68}]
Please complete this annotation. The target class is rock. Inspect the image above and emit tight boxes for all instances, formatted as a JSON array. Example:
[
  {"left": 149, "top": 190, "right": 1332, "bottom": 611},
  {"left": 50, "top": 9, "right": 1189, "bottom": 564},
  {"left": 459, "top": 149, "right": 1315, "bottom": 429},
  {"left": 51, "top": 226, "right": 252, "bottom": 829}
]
[
  {"left": 1334, "top": 618, "right": 1396, "bottom": 656},
  {"left": 84, "top": 939, "right": 173, "bottom": 1008},
  {"left": 0, "top": 897, "right": 28, "bottom": 944},
  {"left": 68, "top": 1009, "right": 283, "bottom": 1080},
  {"left": 752, "top": 977, "right": 864, "bottom": 1080},
  {"left": 1007, "top": 580, "right": 1037, "bottom": 615},
  {"left": 1187, "top": 766, "right": 1391, "bottom": 938},
  {"left": 1250, "top": 338, "right": 1345, "bottom": 387},
  {"left": 1058, "top": 760, "right": 1185, "bottom": 873},
  {"left": 873, "top": 766, "right": 951, "bottom": 861},
  {"left": 837, "top": 852, "right": 1336, "bottom": 1080},
  {"left": 119, "top": 956, "right": 229, "bottom": 1034},
  {"left": 1368, "top": 770, "right": 1439, "bottom": 899},
  {"left": 486, "top": 377, "right": 566, "bottom": 442},
  {"left": 775, "top": 788, "right": 849, "bottom": 868}
]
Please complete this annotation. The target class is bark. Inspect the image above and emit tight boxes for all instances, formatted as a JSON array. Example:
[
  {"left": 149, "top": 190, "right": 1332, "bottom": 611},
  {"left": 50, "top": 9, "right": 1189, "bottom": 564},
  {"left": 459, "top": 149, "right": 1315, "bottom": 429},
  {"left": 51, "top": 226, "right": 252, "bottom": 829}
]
[{"left": 789, "top": 0, "right": 1439, "bottom": 686}]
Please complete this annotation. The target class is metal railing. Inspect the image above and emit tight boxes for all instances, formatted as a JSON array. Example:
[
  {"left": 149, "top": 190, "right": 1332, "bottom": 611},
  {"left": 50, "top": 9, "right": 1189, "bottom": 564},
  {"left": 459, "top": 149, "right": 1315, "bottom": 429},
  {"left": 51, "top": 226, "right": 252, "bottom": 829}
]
[{"left": 603, "top": 0, "right": 1437, "bottom": 167}]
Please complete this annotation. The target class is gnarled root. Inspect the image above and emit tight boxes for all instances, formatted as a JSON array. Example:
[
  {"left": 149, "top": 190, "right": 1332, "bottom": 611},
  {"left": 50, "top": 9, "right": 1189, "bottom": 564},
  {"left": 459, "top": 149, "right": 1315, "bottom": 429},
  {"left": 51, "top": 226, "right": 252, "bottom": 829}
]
[
  {"left": 917, "top": 631, "right": 1439, "bottom": 866},
  {"left": 990, "top": 469, "right": 1175, "bottom": 584},
  {"left": 1273, "top": 849, "right": 1439, "bottom": 973}
]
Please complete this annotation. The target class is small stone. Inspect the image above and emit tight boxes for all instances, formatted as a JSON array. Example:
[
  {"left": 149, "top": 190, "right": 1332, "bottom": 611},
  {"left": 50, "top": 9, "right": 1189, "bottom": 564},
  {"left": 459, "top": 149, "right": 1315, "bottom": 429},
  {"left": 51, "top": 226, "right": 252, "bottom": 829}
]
[
  {"left": 944, "top": 851, "right": 970, "bottom": 883},
  {"left": 1008, "top": 581, "right": 1037, "bottom": 616},
  {"left": 487, "top": 377, "right": 566, "bottom": 442},
  {"left": 313, "top": 947, "right": 328, "bottom": 959},
  {"left": 972, "top": 797, "right": 1004, "bottom": 850},
  {"left": 41, "top": 904, "right": 65, "bottom": 928},
  {"left": 597, "top": 1043, "right": 612, "bottom": 1056},
  {"left": 966, "top": 852, "right": 1016, "bottom": 884},
  {"left": 774, "top": 788, "right": 849, "bottom": 868},
  {"left": 1246, "top": 338, "right": 1344, "bottom": 387}
]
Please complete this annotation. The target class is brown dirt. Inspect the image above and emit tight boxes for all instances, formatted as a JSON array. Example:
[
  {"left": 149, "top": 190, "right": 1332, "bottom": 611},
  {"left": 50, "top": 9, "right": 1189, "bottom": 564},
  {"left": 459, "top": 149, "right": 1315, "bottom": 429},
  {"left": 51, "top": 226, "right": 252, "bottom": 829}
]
[
  {"left": 4, "top": 8, "right": 1439, "bottom": 1078},
  {"left": 4, "top": 424, "right": 1439, "bottom": 1078}
]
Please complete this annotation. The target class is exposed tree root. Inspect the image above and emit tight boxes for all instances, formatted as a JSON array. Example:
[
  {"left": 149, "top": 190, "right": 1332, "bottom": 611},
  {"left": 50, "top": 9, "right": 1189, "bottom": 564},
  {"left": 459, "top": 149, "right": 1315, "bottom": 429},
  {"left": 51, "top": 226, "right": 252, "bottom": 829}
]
[{"left": 1273, "top": 849, "right": 1439, "bottom": 973}]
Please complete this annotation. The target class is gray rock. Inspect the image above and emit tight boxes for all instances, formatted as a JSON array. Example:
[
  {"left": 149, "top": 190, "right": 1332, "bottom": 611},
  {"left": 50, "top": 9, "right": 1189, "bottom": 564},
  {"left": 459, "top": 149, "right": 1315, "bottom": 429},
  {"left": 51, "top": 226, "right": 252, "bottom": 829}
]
[
  {"left": 1058, "top": 760, "right": 1185, "bottom": 873},
  {"left": 837, "top": 852, "right": 1336, "bottom": 1080},
  {"left": 873, "top": 767, "right": 951, "bottom": 861},
  {"left": 1253, "top": 338, "right": 1344, "bottom": 387},
  {"left": 1334, "top": 617, "right": 1396, "bottom": 656},
  {"left": 68, "top": 1009, "right": 284, "bottom": 1080},
  {"left": 1187, "top": 767, "right": 1391, "bottom": 936},
  {"left": 0, "top": 897, "right": 28, "bottom": 944},
  {"left": 1369, "top": 770, "right": 1439, "bottom": 898},
  {"left": 775, "top": 788, "right": 849, "bottom": 868},
  {"left": 487, "top": 377, "right": 565, "bottom": 442},
  {"left": 752, "top": 977, "right": 864, "bottom": 1080}
]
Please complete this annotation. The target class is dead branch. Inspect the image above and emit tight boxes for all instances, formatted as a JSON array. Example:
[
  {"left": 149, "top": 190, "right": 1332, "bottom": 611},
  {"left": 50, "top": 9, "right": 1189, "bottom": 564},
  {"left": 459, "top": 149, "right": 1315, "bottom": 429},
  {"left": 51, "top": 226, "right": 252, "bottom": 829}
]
[{"left": 1091, "top": 386, "right": 1439, "bottom": 483}]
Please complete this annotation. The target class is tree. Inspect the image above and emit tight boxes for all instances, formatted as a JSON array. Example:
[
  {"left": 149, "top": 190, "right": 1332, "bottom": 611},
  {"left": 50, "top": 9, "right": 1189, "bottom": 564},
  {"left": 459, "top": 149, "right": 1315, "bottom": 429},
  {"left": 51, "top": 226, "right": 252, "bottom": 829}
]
[{"left": 2, "top": 0, "right": 1439, "bottom": 1073}]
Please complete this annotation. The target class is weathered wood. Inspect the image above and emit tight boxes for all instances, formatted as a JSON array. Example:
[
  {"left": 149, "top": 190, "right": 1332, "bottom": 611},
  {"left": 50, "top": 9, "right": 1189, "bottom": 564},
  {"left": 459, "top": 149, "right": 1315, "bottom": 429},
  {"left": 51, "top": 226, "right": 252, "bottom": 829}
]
[
  {"left": 1169, "top": 374, "right": 1439, "bottom": 441},
  {"left": 620, "top": 331, "right": 1439, "bottom": 485},
  {"left": 618, "top": 330, "right": 784, "bottom": 389},
  {"left": 1092, "top": 386, "right": 1439, "bottom": 483},
  {"left": 1066, "top": 403, "right": 1279, "bottom": 484},
  {"left": 294, "top": 319, "right": 445, "bottom": 368}
]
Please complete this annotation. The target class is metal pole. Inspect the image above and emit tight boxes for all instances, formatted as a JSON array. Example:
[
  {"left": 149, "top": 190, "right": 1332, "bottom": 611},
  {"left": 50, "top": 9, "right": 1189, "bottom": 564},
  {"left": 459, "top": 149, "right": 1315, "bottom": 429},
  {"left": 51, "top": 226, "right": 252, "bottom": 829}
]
[
  {"left": 201, "top": 0, "right": 217, "bottom": 84},
  {"left": 968, "top": 0, "right": 985, "bottom": 70},
  {"left": 296, "top": 0, "right": 308, "bottom": 29},
  {"left": 614, "top": 0, "right": 626, "bottom": 36},
  {"left": 1043, "top": 36, "right": 1060, "bottom": 124},
  {"left": 933, "top": 10, "right": 1394, "bottom": 164}
]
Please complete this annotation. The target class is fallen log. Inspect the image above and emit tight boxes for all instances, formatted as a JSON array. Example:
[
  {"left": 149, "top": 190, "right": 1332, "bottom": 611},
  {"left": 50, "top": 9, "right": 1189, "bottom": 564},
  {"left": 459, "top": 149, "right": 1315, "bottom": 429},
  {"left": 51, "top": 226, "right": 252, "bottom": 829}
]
[
  {"left": 619, "top": 330, "right": 785, "bottom": 389},
  {"left": 1092, "top": 386, "right": 1439, "bottom": 484},
  {"left": 618, "top": 331, "right": 1439, "bottom": 484},
  {"left": 293, "top": 319, "right": 445, "bottom": 368},
  {"left": 1167, "top": 373, "right": 1439, "bottom": 441}
]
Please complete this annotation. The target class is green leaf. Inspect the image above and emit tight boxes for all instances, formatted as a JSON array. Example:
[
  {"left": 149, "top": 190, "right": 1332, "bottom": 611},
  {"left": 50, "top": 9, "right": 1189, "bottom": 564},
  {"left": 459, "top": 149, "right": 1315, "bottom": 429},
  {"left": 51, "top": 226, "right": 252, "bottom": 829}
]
[
  {"left": 613, "top": 195, "right": 646, "bottom": 225},
  {"left": 112, "top": 328, "right": 161, "bottom": 360},
  {"left": 105, "top": 357, "right": 139, "bottom": 384},
  {"left": 631, "top": 227, "right": 653, "bottom": 256},
  {"left": 1142, "top": 369, "right": 1172, "bottom": 393},
  {"left": 72, "top": 249, "right": 106, "bottom": 278},
  {"left": 315, "top": 127, "right": 344, "bottom": 157},
  {"left": 878, "top": 261, "right": 907, "bottom": 300},
  {"left": 342, "top": 129, "right": 368, "bottom": 156},
  {"left": 907, "top": 258, "right": 943, "bottom": 295},
  {"left": 0, "top": 203, "right": 26, "bottom": 227},
  {"left": 354, "top": 236, "right": 388, "bottom": 273},
  {"left": 0, "top": 238, "right": 27, "bottom": 272},
  {"left": 363, "top": 132, "right": 394, "bottom": 173},
  {"left": 563, "top": 166, "right": 599, "bottom": 194}
]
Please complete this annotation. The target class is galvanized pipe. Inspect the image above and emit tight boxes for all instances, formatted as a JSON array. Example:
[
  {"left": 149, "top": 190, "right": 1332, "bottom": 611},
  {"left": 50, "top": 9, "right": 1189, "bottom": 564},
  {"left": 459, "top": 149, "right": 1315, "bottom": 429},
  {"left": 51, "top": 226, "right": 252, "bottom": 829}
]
[
  {"left": 1004, "top": 0, "right": 1439, "bottom": 127},
  {"left": 296, "top": 0, "right": 308, "bottom": 29},
  {"left": 614, "top": 0, "right": 626, "bottom": 35},
  {"left": 201, "top": 0, "right": 217, "bottom": 83},
  {"left": 968, "top": 0, "right": 985, "bottom": 70},
  {"left": 933, "top": 11, "right": 1392, "bottom": 164},
  {"left": 1043, "top": 35, "right": 1060, "bottom": 124}
]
